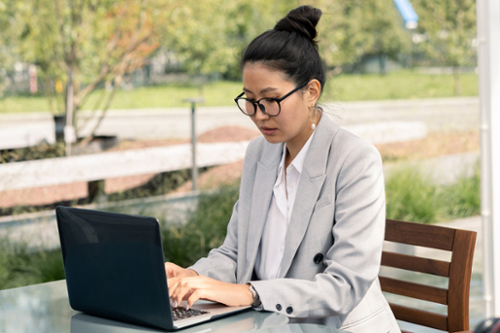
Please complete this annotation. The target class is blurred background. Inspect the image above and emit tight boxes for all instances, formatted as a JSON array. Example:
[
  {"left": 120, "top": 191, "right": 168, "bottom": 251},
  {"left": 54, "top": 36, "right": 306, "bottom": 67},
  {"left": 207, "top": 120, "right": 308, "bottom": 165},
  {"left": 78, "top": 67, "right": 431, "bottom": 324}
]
[{"left": 0, "top": 0, "right": 482, "bottom": 331}]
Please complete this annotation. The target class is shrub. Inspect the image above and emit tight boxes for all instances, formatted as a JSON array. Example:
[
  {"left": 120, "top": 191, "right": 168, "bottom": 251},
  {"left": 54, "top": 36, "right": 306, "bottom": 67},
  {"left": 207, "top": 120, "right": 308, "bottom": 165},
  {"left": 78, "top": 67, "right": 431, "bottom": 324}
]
[
  {"left": 385, "top": 164, "right": 481, "bottom": 223},
  {"left": 385, "top": 167, "right": 444, "bottom": 223},
  {"left": 0, "top": 239, "right": 65, "bottom": 290},
  {"left": 442, "top": 164, "right": 481, "bottom": 218},
  {"left": 160, "top": 183, "right": 239, "bottom": 268}
]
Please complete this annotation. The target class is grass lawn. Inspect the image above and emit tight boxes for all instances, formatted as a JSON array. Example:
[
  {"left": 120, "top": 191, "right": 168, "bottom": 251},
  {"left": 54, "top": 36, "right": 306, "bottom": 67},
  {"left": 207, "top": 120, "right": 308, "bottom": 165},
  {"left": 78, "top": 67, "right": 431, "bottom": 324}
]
[{"left": 0, "top": 70, "right": 478, "bottom": 114}]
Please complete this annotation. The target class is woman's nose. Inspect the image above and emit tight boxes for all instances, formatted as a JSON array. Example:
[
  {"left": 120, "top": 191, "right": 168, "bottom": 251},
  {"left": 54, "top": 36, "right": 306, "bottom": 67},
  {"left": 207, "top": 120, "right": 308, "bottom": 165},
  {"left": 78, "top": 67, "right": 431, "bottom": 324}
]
[{"left": 253, "top": 103, "right": 270, "bottom": 120}]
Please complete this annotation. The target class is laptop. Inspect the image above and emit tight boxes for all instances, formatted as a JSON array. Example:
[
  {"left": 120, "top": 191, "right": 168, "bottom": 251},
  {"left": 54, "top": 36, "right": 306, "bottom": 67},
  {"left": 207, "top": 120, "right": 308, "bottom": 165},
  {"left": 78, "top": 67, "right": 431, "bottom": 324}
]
[{"left": 55, "top": 206, "right": 250, "bottom": 331}]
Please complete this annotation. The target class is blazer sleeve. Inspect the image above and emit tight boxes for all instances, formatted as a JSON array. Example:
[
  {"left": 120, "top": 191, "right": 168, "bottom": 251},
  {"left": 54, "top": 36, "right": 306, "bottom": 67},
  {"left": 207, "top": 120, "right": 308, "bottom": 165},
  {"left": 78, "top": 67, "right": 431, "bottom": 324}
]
[{"left": 250, "top": 142, "right": 386, "bottom": 318}]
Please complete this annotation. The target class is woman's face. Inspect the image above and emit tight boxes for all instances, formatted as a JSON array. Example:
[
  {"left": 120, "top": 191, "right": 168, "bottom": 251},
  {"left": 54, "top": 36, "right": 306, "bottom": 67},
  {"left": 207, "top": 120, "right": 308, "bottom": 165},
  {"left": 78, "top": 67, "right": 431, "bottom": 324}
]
[{"left": 242, "top": 62, "right": 317, "bottom": 149}]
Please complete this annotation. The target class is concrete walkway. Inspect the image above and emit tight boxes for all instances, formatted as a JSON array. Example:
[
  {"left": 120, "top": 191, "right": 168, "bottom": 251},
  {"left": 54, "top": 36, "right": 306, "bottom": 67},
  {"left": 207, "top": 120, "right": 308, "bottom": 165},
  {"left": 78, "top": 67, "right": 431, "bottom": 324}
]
[{"left": 0, "top": 97, "right": 478, "bottom": 141}]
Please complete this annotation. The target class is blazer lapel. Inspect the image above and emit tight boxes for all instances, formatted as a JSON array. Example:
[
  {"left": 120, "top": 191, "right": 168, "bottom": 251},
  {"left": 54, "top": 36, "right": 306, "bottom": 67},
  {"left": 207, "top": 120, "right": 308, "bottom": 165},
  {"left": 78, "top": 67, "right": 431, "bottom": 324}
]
[
  {"left": 279, "top": 115, "right": 339, "bottom": 278},
  {"left": 240, "top": 141, "right": 282, "bottom": 283}
]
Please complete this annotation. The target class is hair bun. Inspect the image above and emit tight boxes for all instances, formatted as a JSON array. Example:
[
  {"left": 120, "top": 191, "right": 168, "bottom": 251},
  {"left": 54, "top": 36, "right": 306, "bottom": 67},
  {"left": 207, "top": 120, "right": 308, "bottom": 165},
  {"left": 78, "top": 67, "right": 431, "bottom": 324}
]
[{"left": 274, "top": 6, "right": 322, "bottom": 44}]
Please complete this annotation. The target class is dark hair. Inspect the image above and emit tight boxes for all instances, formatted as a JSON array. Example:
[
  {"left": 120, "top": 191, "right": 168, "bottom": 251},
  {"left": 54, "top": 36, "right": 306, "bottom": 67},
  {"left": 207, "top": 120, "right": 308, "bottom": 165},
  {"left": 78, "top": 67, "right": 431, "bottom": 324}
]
[{"left": 241, "top": 6, "right": 325, "bottom": 93}]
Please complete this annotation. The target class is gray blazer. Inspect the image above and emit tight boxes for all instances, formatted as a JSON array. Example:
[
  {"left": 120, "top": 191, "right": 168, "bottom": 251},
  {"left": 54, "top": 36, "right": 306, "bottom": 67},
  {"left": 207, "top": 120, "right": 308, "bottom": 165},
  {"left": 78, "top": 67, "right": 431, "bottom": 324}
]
[{"left": 191, "top": 114, "right": 400, "bottom": 333}]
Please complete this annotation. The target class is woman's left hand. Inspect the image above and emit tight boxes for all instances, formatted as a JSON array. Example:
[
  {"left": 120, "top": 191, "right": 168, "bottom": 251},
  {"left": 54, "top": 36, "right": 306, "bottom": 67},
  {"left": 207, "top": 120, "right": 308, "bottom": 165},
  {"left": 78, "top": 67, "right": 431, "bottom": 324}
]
[{"left": 167, "top": 275, "right": 254, "bottom": 309}]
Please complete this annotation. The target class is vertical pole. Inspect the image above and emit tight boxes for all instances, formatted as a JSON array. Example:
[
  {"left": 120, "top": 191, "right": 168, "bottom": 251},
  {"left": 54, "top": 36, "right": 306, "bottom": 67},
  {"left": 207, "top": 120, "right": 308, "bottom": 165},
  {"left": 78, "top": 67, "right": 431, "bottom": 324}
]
[
  {"left": 184, "top": 98, "right": 204, "bottom": 192},
  {"left": 65, "top": 70, "right": 76, "bottom": 156},
  {"left": 191, "top": 102, "right": 198, "bottom": 192},
  {"left": 477, "top": 0, "right": 500, "bottom": 317}
]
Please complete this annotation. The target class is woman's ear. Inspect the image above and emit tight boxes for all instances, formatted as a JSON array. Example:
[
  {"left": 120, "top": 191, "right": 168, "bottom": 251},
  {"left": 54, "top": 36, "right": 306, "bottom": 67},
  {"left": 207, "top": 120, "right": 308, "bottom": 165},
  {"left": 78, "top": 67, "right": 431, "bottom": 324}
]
[{"left": 307, "top": 79, "right": 321, "bottom": 105}]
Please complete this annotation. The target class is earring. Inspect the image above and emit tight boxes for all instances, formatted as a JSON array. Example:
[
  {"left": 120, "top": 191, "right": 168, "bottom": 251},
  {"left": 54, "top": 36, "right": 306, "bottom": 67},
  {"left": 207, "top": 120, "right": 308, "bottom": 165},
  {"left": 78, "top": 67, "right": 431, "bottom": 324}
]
[{"left": 309, "top": 105, "right": 317, "bottom": 130}]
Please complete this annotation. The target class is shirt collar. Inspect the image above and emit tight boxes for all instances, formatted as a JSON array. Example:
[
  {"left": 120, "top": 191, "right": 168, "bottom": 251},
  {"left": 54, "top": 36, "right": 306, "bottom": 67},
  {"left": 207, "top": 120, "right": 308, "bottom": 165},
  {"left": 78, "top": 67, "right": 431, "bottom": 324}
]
[{"left": 274, "top": 130, "right": 316, "bottom": 187}]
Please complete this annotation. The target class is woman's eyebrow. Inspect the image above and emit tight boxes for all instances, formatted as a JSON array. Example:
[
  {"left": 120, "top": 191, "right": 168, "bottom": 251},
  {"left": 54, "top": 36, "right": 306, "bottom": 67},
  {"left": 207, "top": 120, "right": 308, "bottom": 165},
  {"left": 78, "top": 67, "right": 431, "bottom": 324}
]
[{"left": 242, "top": 87, "right": 278, "bottom": 95}]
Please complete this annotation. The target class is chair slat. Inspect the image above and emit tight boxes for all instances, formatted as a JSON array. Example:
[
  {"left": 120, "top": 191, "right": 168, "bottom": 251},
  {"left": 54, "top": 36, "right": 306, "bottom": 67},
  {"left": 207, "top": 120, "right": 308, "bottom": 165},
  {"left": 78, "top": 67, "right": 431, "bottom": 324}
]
[
  {"left": 381, "top": 251, "right": 450, "bottom": 277},
  {"left": 389, "top": 303, "right": 448, "bottom": 331},
  {"left": 380, "top": 277, "right": 448, "bottom": 305},
  {"left": 385, "top": 219, "right": 455, "bottom": 251}
]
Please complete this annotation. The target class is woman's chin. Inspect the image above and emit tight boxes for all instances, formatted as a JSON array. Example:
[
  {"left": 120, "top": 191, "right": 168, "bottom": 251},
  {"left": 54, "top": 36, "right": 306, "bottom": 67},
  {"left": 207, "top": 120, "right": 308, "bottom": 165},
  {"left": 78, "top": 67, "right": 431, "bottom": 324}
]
[{"left": 261, "top": 134, "right": 283, "bottom": 144}]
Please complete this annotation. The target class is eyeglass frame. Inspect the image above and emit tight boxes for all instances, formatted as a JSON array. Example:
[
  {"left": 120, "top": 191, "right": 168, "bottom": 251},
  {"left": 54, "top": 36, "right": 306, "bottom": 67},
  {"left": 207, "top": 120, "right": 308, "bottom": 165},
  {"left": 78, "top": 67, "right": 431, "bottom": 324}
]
[{"left": 234, "top": 81, "right": 309, "bottom": 117}]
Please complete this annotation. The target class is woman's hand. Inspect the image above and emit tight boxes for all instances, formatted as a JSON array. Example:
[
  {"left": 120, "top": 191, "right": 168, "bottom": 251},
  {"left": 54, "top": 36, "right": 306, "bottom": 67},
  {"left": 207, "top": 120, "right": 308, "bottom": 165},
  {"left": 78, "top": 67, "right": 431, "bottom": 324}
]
[
  {"left": 164, "top": 262, "right": 198, "bottom": 279},
  {"left": 167, "top": 275, "right": 254, "bottom": 309}
]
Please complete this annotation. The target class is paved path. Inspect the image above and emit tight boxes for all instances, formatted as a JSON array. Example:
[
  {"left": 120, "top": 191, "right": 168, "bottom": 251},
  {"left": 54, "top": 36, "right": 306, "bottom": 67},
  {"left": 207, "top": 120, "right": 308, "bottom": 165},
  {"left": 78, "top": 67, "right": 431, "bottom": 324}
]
[{"left": 0, "top": 97, "right": 479, "bottom": 141}]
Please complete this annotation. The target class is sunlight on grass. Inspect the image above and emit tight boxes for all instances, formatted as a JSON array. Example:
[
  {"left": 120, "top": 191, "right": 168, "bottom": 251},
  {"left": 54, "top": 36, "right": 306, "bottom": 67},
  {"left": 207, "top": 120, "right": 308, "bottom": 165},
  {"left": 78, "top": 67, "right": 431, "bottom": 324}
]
[
  {"left": 385, "top": 164, "right": 481, "bottom": 224},
  {"left": 0, "top": 70, "right": 478, "bottom": 114},
  {"left": 322, "top": 70, "right": 478, "bottom": 102}
]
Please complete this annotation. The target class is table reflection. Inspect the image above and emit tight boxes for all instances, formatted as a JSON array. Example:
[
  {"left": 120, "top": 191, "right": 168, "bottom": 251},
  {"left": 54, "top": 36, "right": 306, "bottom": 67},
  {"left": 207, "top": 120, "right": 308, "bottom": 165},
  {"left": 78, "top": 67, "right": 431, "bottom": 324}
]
[
  {"left": 70, "top": 311, "right": 346, "bottom": 333},
  {"left": 0, "top": 280, "right": 346, "bottom": 333},
  {"left": 71, "top": 310, "right": 288, "bottom": 333}
]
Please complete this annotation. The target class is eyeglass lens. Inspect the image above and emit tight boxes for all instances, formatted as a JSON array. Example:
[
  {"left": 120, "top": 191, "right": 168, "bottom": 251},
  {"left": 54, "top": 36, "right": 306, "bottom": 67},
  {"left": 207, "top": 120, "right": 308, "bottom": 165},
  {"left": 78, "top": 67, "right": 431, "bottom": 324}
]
[{"left": 237, "top": 98, "right": 280, "bottom": 116}]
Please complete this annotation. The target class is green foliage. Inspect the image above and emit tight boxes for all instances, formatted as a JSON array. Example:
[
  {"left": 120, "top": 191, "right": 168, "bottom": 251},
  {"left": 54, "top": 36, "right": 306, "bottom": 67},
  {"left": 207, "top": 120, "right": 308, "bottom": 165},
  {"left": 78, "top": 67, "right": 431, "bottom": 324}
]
[
  {"left": 165, "top": 0, "right": 290, "bottom": 79},
  {"left": 322, "top": 70, "right": 478, "bottom": 102},
  {"left": 0, "top": 240, "right": 65, "bottom": 290},
  {"left": 0, "top": 142, "right": 65, "bottom": 163},
  {"left": 317, "top": 0, "right": 411, "bottom": 70},
  {"left": 412, "top": 0, "right": 477, "bottom": 67},
  {"left": 442, "top": 164, "right": 481, "bottom": 218},
  {"left": 411, "top": 0, "right": 477, "bottom": 95},
  {"left": 161, "top": 183, "right": 239, "bottom": 267},
  {"left": 386, "top": 167, "right": 443, "bottom": 223},
  {"left": 3, "top": 0, "right": 176, "bottom": 139},
  {"left": 385, "top": 164, "right": 481, "bottom": 223}
]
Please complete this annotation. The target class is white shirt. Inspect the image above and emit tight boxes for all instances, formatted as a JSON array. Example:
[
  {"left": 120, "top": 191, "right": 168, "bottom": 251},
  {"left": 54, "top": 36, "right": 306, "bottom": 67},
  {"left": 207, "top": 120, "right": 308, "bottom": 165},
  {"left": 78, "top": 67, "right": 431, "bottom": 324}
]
[{"left": 254, "top": 132, "right": 316, "bottom": 280}]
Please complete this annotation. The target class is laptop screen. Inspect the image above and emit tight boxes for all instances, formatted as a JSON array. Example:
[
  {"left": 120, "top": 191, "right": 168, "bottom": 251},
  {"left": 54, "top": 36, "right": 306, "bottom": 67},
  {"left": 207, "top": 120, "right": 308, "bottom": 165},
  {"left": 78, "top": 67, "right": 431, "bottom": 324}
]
[{"left": 56, "top": 206, "right": 174, "bottom": 330}]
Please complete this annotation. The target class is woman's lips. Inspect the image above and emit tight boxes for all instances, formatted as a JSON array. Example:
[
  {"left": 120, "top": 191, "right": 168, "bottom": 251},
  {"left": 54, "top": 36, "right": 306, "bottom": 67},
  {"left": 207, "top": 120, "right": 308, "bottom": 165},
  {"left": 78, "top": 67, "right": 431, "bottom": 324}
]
[{"left": 260, "top": 126, "right": 277, "bottom": 135}]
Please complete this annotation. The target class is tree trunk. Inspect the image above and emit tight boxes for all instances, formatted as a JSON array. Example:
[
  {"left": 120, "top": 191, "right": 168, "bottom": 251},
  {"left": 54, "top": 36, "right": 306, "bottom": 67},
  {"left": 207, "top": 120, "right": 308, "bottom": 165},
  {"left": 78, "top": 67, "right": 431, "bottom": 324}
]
[
  {"left": 379, "top": 53, "right": 387, "bottom": 76},
  {"left": 454, "top": 66, "right": 462, "bottom": 96}
]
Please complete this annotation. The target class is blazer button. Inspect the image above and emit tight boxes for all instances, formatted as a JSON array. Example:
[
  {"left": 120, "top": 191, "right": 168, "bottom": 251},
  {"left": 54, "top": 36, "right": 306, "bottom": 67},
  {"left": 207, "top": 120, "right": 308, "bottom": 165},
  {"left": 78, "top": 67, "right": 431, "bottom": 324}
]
[
  {"left": 276, "top": 304, "right": 282, "bottom": 311},
  {"left": 286, "top": 306, "right": 293, "bottom": 314},
  {"left": 314, "top": 253, "right": 324, "bottom": 264}
]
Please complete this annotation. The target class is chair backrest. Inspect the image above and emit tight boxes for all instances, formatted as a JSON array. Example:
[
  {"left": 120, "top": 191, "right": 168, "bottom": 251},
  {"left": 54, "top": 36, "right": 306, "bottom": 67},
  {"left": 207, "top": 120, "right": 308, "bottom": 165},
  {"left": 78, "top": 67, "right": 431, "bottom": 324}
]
[{"left": 380, "top": 219, "right": 477, "bottom": 333}]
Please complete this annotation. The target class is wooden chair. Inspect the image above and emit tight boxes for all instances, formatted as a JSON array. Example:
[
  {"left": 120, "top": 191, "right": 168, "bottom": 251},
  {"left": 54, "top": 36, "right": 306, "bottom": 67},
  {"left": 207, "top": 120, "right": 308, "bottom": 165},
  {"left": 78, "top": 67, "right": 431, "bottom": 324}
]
[{"left": 380, "top": 218, "right": 477, "bottom": 333}]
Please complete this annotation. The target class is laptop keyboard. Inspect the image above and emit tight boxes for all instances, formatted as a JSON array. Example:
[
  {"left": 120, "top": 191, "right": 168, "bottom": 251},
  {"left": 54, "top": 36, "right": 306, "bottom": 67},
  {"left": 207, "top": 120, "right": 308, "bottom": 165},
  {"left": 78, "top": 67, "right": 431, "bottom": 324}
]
[{"left": 172, "top": 307, "right": 208, "bottom": 321}]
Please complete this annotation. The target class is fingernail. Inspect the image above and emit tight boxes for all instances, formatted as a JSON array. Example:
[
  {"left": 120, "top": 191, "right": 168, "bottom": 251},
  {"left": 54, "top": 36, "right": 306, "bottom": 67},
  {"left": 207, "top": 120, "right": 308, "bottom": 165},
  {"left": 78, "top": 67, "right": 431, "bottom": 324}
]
[
  {"left": 185, "top": 304, "right": 190, "bottom": 310},
  {"left": 173, "top": 300, "right": 177, "bottom": 308}
]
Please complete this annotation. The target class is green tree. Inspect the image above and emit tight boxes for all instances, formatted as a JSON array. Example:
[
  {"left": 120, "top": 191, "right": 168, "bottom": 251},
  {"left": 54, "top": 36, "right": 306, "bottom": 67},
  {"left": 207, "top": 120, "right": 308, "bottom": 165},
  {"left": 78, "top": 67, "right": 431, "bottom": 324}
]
[
  {"left": 14, "top": 0, "right": 174, "bottom": 143},
  {"left": 412, "top": 0, "right": 476, "bottom": 96},
  {"left": 316, "top": 0, "right": 411, "bottom": 76},
  {"left": 164, "top": 0, "right": 292, "bottom": 81},
  {"left": 0, "top": 0, "right": 24, "bottom": 97}
]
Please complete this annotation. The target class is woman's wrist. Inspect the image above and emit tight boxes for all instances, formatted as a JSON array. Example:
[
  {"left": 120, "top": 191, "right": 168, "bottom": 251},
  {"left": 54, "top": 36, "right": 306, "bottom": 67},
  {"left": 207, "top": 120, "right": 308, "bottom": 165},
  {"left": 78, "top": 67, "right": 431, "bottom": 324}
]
[{"left": 247, "top": 284, "right": 262, "bottom": 308}]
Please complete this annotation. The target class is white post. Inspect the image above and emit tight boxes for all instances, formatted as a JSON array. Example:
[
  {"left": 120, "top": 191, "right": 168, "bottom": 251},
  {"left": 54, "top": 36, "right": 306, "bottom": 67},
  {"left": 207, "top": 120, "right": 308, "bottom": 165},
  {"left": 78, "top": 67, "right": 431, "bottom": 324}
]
[{"left": 477, "top": 0, "right": 500, "bottom": 317}]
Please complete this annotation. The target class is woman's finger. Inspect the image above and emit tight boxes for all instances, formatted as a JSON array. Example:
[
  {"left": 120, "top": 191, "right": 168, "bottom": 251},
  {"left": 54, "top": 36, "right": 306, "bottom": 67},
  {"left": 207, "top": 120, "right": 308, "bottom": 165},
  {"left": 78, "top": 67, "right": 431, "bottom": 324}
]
[{"left": 171, "top": 278, "right": 196, "bottom": 305}]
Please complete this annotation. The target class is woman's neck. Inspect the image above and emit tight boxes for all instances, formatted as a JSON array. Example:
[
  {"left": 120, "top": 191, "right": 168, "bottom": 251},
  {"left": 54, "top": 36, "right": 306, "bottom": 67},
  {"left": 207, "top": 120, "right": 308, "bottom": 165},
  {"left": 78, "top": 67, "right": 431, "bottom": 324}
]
[{"left": 284, "top": 113, "right": 321, "bottom": 168}]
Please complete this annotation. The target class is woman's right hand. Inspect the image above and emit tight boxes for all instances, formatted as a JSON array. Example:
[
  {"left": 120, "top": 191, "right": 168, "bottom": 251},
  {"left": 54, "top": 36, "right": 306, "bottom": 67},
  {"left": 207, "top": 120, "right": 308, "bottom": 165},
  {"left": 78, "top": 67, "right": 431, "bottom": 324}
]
[{"left": 164, "top": 262, "right": 198, "bottom": 279}]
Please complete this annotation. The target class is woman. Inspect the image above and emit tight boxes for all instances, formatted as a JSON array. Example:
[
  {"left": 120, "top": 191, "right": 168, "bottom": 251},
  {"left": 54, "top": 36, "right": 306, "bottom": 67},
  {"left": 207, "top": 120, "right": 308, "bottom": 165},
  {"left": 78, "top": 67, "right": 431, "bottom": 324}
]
[{"left": 165, "top": 6, "right": 400, "bottom": 332}]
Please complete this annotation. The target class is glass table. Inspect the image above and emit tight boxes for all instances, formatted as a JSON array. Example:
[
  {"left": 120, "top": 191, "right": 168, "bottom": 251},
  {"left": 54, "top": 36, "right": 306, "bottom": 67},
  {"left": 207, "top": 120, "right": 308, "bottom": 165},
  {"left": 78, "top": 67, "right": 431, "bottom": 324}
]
[{"left": 0, "top": 280, "right": 347, "bottom": 333}]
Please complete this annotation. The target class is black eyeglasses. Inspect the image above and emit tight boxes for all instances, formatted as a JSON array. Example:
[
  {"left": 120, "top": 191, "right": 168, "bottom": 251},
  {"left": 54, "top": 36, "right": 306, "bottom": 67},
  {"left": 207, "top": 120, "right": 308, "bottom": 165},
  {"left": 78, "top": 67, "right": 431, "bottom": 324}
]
[{"left": 234, "top": 81, "right": 309, "bottom": 117}]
